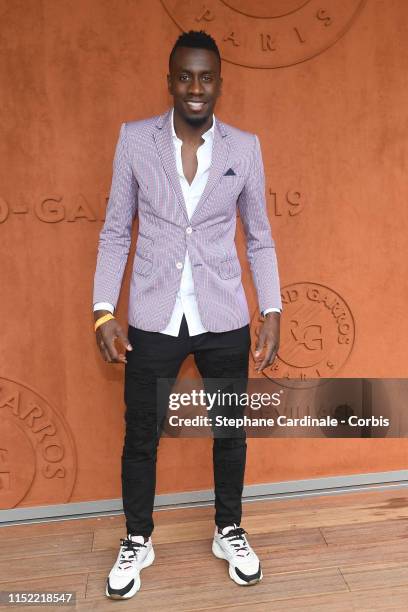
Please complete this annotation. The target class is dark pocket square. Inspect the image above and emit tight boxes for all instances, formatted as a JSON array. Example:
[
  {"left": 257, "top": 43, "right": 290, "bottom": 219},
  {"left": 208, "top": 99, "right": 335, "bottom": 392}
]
[{"left": 223, "top": 168, "right": 236, "bottom": 176}]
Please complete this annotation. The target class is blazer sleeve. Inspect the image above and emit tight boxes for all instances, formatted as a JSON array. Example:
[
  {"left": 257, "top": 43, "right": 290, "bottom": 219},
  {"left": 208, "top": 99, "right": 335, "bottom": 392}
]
[
  {"left": 92, "top": 122, "right": 139, "bottom": 310},
  {"left": 237, "top": 134, "right": 282, "bottom": 313}
]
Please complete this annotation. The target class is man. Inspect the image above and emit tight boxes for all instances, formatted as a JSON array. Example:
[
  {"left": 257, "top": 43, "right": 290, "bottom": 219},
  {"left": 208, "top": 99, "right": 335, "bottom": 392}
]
[{"left": 93, "top": 30, "right": 282, "bottom": 600}]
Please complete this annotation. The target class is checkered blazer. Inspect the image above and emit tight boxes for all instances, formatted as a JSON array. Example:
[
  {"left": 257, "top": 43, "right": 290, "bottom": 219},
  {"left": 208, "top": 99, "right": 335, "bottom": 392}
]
[{"left": 93, "top": 108, "right": 282, "bottom": 332}]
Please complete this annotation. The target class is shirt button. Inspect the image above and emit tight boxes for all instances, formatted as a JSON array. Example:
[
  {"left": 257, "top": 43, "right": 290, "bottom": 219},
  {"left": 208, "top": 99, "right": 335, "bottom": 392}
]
[
  {"left": 176, "top": 262, "right": 183, "bottom": 269},
  {"left": 186, "top": 226, "right": 192, "bottom": 234}
]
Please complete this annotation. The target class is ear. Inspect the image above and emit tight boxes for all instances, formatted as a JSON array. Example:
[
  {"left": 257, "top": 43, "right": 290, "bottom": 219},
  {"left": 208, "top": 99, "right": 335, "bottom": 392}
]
[{"left": 167, "top": 73, "right": 172, "bottom": 95}]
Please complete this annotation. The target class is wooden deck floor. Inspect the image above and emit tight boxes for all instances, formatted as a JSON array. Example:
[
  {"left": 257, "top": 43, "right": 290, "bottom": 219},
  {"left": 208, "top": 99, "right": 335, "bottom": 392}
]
[{"left": 1, "top": 488, "right": 408, "bottom": 611}]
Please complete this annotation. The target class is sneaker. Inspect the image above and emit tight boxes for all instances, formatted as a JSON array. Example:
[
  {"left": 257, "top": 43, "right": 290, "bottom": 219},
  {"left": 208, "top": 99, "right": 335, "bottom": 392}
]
[
  {"left": 212, "top": 524, "right": 263, "bottom": 586},
  {"left": 105, "top": 533, "right": 155, "bottom": 599}
]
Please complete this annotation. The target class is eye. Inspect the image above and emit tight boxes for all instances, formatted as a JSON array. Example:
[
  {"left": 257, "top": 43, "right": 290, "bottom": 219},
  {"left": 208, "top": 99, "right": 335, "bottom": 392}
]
[
  {"left": 202, "top": 75, "right": 213, "bottom": 82},
  {"left": 179, "top": 74, "right": 190, "bottom": 81}
]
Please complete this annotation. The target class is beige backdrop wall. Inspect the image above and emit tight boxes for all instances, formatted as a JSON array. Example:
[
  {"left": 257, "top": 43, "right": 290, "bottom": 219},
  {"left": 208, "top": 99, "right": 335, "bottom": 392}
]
[{"left": 1, "top": 0, "right": 407, "bottom": 510}]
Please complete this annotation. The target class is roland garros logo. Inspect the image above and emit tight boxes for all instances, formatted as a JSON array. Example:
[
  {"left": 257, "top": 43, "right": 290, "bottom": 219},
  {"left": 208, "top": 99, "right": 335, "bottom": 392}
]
[
  {"left": 0, "top": 378, "right": 77, "bottom": 509},
  {"left": 250, "top": 282, "right": 355, "bottom": 385},
  {"left": 161, "top": 0, "right": 366, "bottom": 69}
]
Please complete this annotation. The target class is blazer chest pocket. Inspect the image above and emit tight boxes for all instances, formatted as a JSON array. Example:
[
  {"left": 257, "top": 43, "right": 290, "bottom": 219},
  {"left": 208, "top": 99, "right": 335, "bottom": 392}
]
[
  {"left": 218, "top": 175, "right": 244, "bottom": 197},
  {"left": 134, "top": 234, "right": 153, "bottom": 277},
  {"left": 218, "top": 257, "right": 241, "bottom": 280}
]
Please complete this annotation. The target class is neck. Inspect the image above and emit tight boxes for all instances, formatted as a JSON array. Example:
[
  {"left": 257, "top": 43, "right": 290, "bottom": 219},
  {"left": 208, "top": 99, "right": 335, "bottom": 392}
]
[{"left": 173, "top": 107, "right": 213, "bottom": 144}]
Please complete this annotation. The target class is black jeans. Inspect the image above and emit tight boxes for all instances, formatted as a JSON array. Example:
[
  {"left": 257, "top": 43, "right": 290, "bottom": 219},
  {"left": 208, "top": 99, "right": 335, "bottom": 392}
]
[{"left": 122, "top": 314, "right": 251, "bottom": 538}]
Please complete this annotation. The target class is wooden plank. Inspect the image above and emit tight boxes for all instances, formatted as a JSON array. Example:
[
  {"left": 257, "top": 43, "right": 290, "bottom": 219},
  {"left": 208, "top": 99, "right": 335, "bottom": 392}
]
[
  {"left": 341, "top": 562, "right": 408, "bottom": 591},
  {"left": 93, "top": 500, "right": 408, "bottom": 549},
  {"left": 2, "top": 531, "right": 408, "bottom": 583},
  {"left": 0, "top": 549, "right": 112, "bottom": 584},
  {"left": 0, "top": 532, "right": 93, "bottom": 560},
  {"left": 151, "top": 488, "right": 408, "bottom": 528},
  {"left": 92, "top": 519, "right": 213, "bottom": 548},
  {"left": 84, "top": 567, "right": 348, "bottom": 610},
  {"left": 85, "top": 541, "right": 408, "bottom": 597},
  {"left": 39, "top": 583, "right": 408, "bottom": 612},
  {"left": 92, "top": 526, "right": 327, "bottom": 573},
  {"left": 2, "top": 489, "right": 408, "bottom": 611},
  {"left": 75, "top": 583, "right": 408, "bottom": 612},
  {"left": 147, "top": 528, "right": 326, "bottom": 562},
  {"left": 261, "top": 540, "right": 408, "bottom": 574},
  {"left": 86, "top": 549, "right": 341, "bottom": 597},
  {"left": 210, "top": 584, "right": 408, "bottom": 611},
  {"left": 240, "top": 504, "right": 408, "bottom": 532},
  {"left": 0, "top": 574, "right": 87, "bottom": 611},
  {"left": 321, "top": 517, "right": 408, "bottom": 545},
  {"left": 349, "top": 584, "right": 408, "bottom": 611}
]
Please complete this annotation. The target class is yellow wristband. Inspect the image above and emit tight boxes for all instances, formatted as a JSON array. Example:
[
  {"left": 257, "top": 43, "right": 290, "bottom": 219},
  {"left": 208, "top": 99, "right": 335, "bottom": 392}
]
[{"left": 94, "top": 313, "right": 115, "bottom": 331}]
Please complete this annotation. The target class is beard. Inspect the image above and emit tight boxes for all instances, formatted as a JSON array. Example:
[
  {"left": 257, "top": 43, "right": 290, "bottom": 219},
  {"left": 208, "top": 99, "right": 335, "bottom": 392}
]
[{"left": 184, "top": 112, "right": 211, "bottom": 128}]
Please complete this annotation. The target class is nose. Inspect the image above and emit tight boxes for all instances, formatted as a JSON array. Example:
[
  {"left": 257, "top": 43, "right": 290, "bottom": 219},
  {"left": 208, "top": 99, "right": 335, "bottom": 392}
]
[{"left": 188, "top": 75, "right": 204, "bottom": 96}]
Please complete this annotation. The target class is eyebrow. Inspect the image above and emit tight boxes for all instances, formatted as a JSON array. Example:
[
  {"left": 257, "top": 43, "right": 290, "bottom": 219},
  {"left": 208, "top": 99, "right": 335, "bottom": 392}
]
[{"left": 177, "top": 68, "right": 216, "bottom": 74}]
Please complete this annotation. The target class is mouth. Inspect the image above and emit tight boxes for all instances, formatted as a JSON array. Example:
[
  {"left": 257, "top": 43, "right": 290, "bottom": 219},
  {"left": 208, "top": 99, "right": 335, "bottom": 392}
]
[{"left": 185, "top": 100, "right": 207, "bottom": 112}]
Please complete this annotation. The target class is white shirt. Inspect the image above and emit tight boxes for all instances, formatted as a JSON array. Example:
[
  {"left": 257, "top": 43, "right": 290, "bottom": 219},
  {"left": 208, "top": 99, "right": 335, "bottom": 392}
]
[
  {"left": 94, "top": 108, "right": 280, "bottom": 332},
  {"left": 159, "top": 108, "right": 214, "bottom": 336}
]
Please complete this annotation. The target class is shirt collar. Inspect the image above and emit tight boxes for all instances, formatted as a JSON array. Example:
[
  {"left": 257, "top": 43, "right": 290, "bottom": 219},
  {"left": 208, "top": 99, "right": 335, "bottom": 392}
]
[{"left": 171, "top": 107, "right": 215, "bottom": 144}]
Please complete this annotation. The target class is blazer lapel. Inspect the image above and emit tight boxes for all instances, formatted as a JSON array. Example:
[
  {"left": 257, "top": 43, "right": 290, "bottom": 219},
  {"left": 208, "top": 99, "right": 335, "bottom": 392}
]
[
  {"left": 153, "top": 109, "right": 189, "bottom": 221},
  {"left": 153, "top": 109, "right": 230, "bottom": 223},
  {"left": 191, "top": 118, "right": 229, "bottom": 222}
]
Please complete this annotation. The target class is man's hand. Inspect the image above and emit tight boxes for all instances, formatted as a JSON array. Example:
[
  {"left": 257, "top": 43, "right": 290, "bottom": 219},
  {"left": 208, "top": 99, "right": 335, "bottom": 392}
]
[
  {"left": 254, "top": 312, "right": 280, "bottom": 372},
  {"left": 94, "top": 310, "right": 133, "bottom": 364}
]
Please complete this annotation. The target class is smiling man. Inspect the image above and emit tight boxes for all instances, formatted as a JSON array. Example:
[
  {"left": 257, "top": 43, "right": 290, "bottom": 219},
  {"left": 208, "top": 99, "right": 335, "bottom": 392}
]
[{"left": 93, "top": 30, "right": 282, "bottom": 600}]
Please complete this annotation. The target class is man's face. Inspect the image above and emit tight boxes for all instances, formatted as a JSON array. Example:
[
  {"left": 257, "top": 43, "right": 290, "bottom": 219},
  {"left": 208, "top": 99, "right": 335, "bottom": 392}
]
[{"left": 167, "top": 46, "right": 222, "bottom": 126}]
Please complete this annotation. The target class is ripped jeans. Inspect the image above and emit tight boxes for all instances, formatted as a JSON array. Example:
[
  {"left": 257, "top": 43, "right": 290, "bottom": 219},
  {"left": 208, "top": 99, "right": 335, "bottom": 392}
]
[{"left": 122, "top": 314, "right": 251, "bottom": 537}]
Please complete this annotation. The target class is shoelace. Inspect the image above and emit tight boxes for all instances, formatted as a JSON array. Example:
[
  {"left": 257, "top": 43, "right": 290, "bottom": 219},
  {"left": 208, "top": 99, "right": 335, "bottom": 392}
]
[
  {"left": 220, "top": 527, "right": 251, "bottom": 557},
  {"left": 118, "top": 537, "right": 147, "bottom": 570}
]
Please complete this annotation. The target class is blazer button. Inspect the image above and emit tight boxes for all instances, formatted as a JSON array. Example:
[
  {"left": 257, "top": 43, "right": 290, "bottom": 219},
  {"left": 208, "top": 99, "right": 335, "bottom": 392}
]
[
  {"left": 186, "top": 226, "right": 192, "bottom": 234},
  {"left": 176, "top": 262, "right": 183, "bottom": 269}
]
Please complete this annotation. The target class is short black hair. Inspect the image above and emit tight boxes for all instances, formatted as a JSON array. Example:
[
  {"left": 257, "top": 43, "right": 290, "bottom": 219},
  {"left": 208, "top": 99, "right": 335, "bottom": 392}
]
[{"left": 169, "top": 30, "right": 221, "bottom": 72}]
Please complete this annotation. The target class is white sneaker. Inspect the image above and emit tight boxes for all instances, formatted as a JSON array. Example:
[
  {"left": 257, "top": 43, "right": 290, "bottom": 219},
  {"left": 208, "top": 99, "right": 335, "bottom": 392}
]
[
  {"left": 212, "top": 524, "right": 263, "bottom": 586},
  {"left": 105, "top": 534, "right": 155, "bottom": 599}
]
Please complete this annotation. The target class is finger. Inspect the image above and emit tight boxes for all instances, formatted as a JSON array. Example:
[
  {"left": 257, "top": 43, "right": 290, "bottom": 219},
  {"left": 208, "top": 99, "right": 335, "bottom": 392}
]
[
  {"left": 117, "top": 329, "right": 133, "bottom": 351},
  {"left": 100, "top": 326, "right": 127, "bottom": 364},
  {"left": 103, "top": 348, "right": 113, "bottom": 363},
  {"left": 100, "top": 342, "right": 112, "bottom": 363},
  {"left": 257, "top": 343, "right": 276, "bottom": 372},
  {"left": 110, "top": 342, "right": 128, "bottom": 364},
  {"left": 111, "top": 336, "right": 129, "bottom": 363},
  {"left": 95, "top": 332, "right": 111, "bottom": 363},
  {"left": 254, "top": 328, "right": 266, "bottom": 358},
  {"left": 105, "top": 338, "right": 121, "bottom": 363},
  {"left": 97, "top": 336, "right": 111, "bottom": 362},
  {"left": 266, "top": 345, "right": 279, "bottom": 367},
  {"left": 111, "top": 350, "right": 127, "bottom": 364}
]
